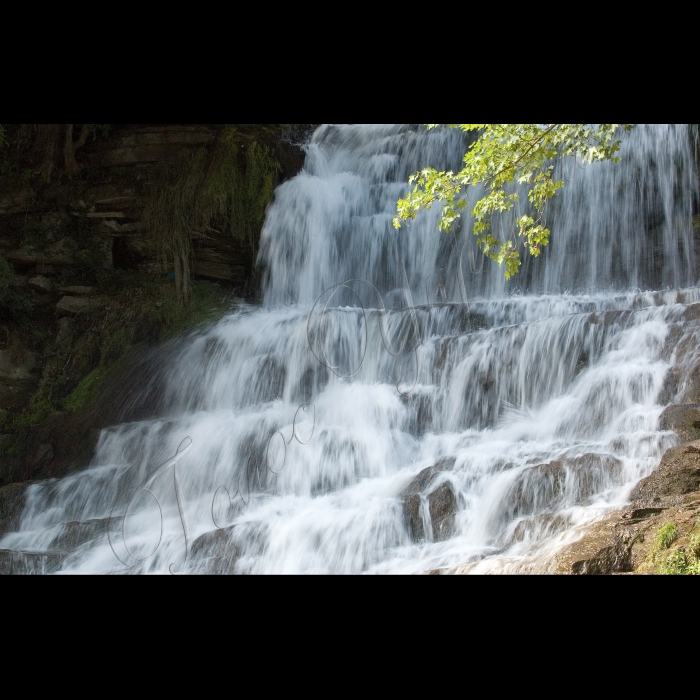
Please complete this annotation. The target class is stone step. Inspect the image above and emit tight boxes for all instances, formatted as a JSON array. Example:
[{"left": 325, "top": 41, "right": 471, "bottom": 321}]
[
  {"left": 0, "top": 549, "right": 65, "bottom": 575},
  {"left": 45, "top": 517, "right": 118, "bottom": 552}
]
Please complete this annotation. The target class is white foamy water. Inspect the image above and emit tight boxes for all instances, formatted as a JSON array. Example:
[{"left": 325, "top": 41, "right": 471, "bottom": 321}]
[{"left": 2, "top": 124, "right": 698, "bottom": 574}]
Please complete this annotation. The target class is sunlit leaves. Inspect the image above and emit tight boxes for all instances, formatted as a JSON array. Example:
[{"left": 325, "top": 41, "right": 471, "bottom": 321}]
[{"left": 394, "top": 124, "right": 633, "bottom": 279}]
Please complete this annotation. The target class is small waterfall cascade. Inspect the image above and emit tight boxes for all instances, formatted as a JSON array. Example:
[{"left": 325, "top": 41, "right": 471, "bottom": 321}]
[{"left": 2, "top": 124, "right": 698, "bottom": 574}]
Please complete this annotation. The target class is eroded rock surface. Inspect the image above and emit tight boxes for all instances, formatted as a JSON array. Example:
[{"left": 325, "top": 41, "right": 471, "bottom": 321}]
[
  {"left": 659, "top": 404, "right": 700, "bottom": 442},
  {"left": 630, "top": 441, "right": 700, "bottom": 503},
  {"left": 428, "top": 482, "right": 457, "bottom": 542},
  {"left": 402, "top": 456, "right": 457, "bottom": 542}
]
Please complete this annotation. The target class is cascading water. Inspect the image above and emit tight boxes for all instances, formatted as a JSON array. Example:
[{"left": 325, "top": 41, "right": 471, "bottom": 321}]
[{"left": 2, "top": 124, "right": 698, "bottom": 574}]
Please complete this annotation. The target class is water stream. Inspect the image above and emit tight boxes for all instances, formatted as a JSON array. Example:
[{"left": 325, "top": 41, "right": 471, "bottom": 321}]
[{"left": 2, "top": 124, "right": 698, "bottom": 574}]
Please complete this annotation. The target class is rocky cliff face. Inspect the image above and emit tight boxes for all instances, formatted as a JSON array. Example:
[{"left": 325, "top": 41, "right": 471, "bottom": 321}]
[
  {"left": 0, "top": 124, "right": 311, "bottom": 485},
  {"left": 2, "top": 124, "right": 309, "bottom": 287}
]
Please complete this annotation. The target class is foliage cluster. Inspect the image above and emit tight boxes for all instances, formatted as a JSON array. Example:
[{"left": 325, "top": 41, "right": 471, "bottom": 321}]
[
  {"left": 644, "top": 521, "right": 700, "bottom": 575},
  {"left": 394, "top": 124, "right": 634, "bottom": 279}
]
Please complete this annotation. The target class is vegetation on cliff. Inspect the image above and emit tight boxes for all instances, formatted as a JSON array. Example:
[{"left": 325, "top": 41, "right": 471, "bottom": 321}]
[
  {"left": 642, "top": 521, "right": 700, "bottom": 575},
  {"left": 142, "top": 126, "right": 280, "bottom": 304}
]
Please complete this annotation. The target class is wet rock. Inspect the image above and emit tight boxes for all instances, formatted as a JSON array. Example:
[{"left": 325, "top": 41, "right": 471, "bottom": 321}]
[
  {"left": 571, "top": 535, "right": 632, "bottom": 574},
  {"left": 574, "top": 351, "right": 589, "bottom": 375},
  {"left": 630, "top": 441, "right": 700, "bottom": 503},
  {"left": 679, "top": 358, "right": 700, "bottom": 404},
  {"left": 660, "top": 324, "right": 684, "bottom": 363},
  {"left": 659, "top": 404, "right": 700, "bottom": 442},
  {"left": 428, "top": 482, "right": 457, "bottom": 542},
  {"left": 541, "top": 512, "right": 638, "bottom": 575},
  {"left": 506, "top": 461, "right": 566, "bottom": 518},
  {"left": 567, "top": 453, "right": 624, "bottom": 500},
  {"left": 402, "top": 457, "right": 456, "bottom": 542},
  {"left": 623, "top": 507, "right": 666, "bottom": 521},
  {"left": 255, "top": 356, "right": 286, "bottom": 403},
  {"left": 403, "top": 492, "right": 425, "bottom": 541},
  {"left": 538, "top": 487, "right": 700, "bottom": 575},
  {"left": 190, "top": 526, "right": 242, "bottom": 575},
  {"left": 658, "top": 365, "right": 683, "bottom": 404},
  {"left": 56, "top": 296, "right": 97, "bottom": 316},
  {"left": 587, "top": 310, "right": 633, "bottom": 327},
  {"left": 404, "top": 391, "right": 435, "bottom": 435},
  {"left": 0, "top": 550, "right": 65, "bottom": 575},
  {"left": 509, "top": 512, "right": 573, "bottom": 546},
  {"left": 0, "top": 482, "right": 33, "bottom": 536},
  {"left": 27, "top": 276, "right": 53, "bottom": 294},
  {"left": 681, "top": 302, "right": 700, "bottom": 323},
  {"left": 190, "top": 519, "right": 270, "bottom": 575},
  {"left": 48, "top": 518, "right": 118, "bottom": 552},
  {"left": 505, "top": 454, "right": 623, "bottom": 520}
]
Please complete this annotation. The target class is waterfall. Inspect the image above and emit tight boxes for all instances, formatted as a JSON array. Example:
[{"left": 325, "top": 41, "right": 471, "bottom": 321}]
[{"left": 2, "top": 124, "right": 698, "bottom": 574}]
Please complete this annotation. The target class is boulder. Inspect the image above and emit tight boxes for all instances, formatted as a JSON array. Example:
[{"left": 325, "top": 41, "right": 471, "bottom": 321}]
[
  {"left": 539, "top": 512, "right": 638, "bottom": 575},
  {"left": 189, "top": 526, "right": 242, "bottom": 575},
  {"left": 570, "top": 536, "right": 632, "bottom": 574},
  {"left": 505, "top": 461, "right": 566, "bottom": 518},
  {"left": 659, "top": 404, "right": 700, "bottom": 442},
  {"left": 56, "top": 296, "right": 96, "bottom": 316},
  {"left": 402, "top": 456, "right": 457, "bottom": 542},
  {"left": 630, "top": 441, "right": 700, "bottom": 503},
  {"left": 566, "top": 453, "right": 624, "bottom": 500},
  {"left": 27, "top": 276, "right": 53, "bottom": 294},
  {"left": 188, "top": 519, "right": 269, "bottom": 574},
  {"left": 428, "top": 482, "right": 457, "bottom": 542}
]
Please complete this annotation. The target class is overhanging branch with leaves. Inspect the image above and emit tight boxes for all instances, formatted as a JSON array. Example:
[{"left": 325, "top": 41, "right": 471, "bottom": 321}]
[{"left": 393, "top": 124, "right": 634, "bottom": 279}]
